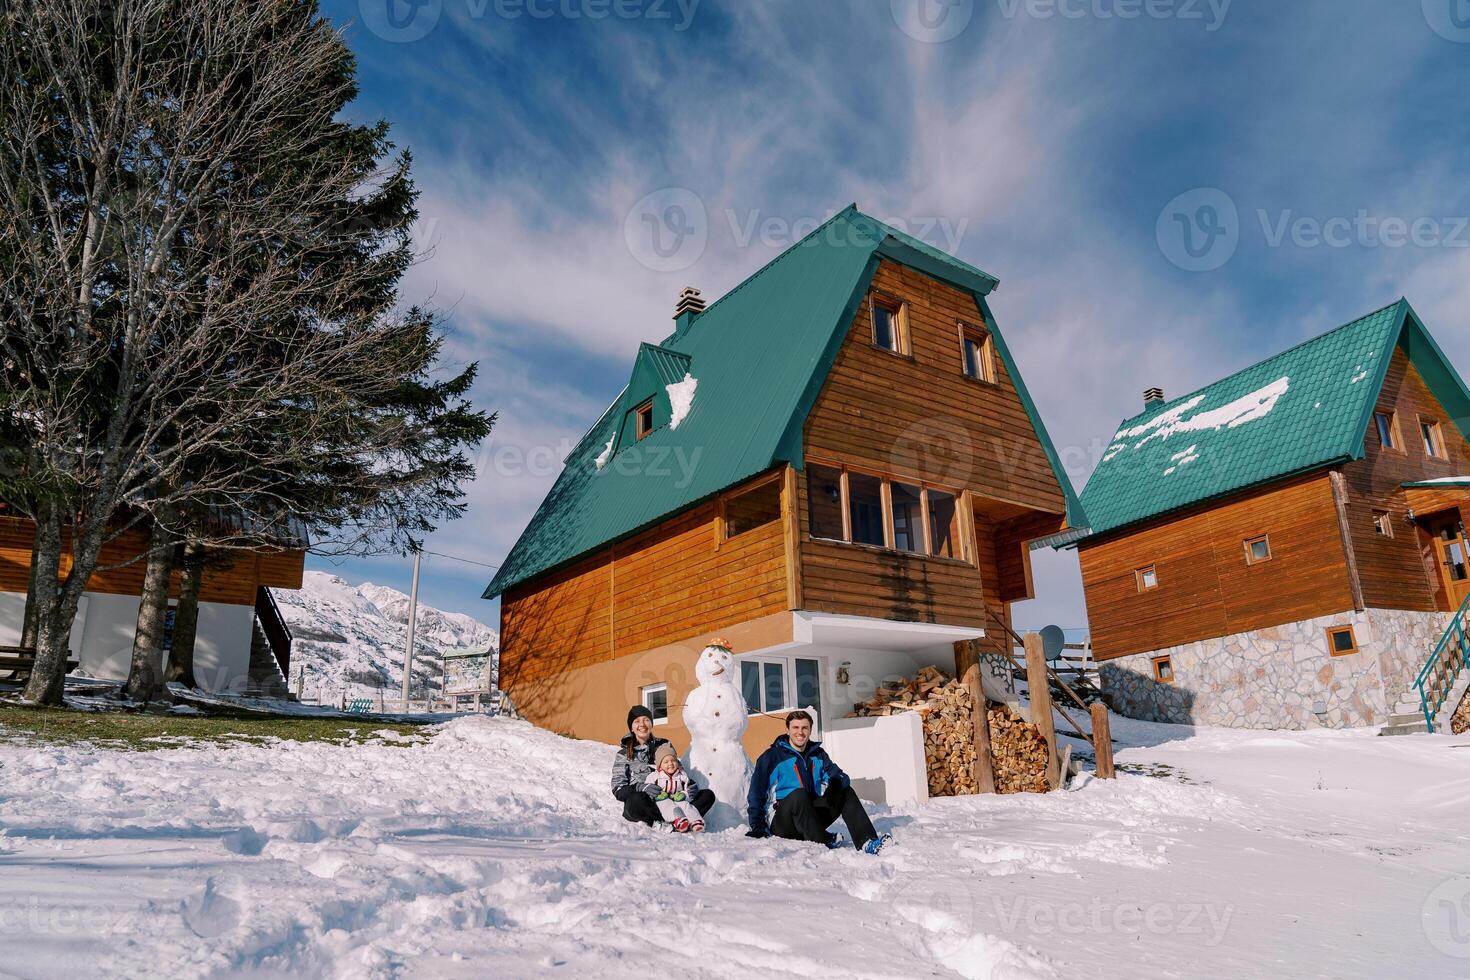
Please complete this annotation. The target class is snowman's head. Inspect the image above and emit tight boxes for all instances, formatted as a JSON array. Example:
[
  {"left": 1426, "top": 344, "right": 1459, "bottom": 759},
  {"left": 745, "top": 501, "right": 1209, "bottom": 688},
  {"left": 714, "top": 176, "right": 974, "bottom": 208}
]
[{"left": 695, "top": 642, "right": 735, "bottom": 685}]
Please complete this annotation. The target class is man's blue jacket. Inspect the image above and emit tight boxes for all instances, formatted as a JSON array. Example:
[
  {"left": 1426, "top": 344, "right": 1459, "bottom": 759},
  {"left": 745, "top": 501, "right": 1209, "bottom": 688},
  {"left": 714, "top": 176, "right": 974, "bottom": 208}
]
[{"left": 746, "top": 733, "right": 850, "bottom": 834}]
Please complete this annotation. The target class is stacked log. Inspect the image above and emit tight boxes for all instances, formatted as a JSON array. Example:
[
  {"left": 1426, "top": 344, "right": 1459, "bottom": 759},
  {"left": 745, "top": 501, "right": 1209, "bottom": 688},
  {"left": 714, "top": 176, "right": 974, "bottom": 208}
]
[{"left": 848, "top": 666, "right": 1050, "bottom": 795}]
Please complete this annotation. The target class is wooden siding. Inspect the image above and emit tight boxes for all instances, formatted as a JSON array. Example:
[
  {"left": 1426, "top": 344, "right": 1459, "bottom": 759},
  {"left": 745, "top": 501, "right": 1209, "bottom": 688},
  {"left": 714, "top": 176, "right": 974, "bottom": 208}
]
[
  {"left": 0, "top": 516, "right": 304, "bottom": 606},
  {"left": 1341, "top": 349, "right": 1470, "bottom": 612},
  {"left": 803, "top": 260, "right": 1068, "bottom": 515},
  {"left": 500, "top": 474, "right": 791, "bottom": 686},
  {"left": 1078, "top": 473, "right": 1354, "bottom": 661}
]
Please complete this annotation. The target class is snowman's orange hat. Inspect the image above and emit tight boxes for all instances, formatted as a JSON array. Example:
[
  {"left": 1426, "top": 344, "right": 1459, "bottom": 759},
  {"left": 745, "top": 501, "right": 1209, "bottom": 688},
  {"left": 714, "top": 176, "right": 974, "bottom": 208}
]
[{"left": 706, "top": 636, "right": 734, "bottom": 652}]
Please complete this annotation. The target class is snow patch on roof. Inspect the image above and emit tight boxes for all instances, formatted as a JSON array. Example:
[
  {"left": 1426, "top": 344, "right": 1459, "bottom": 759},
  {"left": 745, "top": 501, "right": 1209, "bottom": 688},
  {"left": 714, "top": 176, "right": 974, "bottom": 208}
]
[
  {"left": 1406, "top": 476, "right": 1470, "bottom": 486},
  {"left": 1119, "top": 378, "right": 1291, "bottom": 451},
  {"left": 1349, "top": 366, "right": 1369, "bottom": 384},
  {"left": 594, "top": 435, "right": 615, "bottom": 471},
  {"left": 667, "top": 374, "right": 698, "bottom": 430},
  {"left": 1163, "top": 445, "right": 1200, "bottom": 476},
  {"left": 1102, "top": 443, "right": 1127, "bottom": 463}
]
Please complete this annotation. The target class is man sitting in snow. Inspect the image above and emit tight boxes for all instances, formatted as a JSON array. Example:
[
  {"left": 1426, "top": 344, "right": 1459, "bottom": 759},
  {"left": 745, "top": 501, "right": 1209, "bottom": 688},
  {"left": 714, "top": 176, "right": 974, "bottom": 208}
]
[{"left": 745, "top": 711, "right": 890, "bottom": 854}]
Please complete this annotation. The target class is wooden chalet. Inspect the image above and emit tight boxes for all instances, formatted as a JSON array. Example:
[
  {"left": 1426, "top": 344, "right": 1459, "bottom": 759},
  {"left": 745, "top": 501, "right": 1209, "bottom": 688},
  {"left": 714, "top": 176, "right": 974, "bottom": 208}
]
[
  {"left": 484, "top": 206, "right": 1085, "bottom": 760},
  {"left": 0, "top": 505, "right": 305, "bottom": 695},
  {"left": 1075, "top": 300, "right": 1470, "bottom": 733}
]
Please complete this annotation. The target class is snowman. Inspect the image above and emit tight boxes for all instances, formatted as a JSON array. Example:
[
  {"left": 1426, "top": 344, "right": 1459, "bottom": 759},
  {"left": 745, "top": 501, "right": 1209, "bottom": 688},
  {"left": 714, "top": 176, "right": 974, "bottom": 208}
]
[{"left": 682, "top": 638, "right": 753, "bottom": 831}]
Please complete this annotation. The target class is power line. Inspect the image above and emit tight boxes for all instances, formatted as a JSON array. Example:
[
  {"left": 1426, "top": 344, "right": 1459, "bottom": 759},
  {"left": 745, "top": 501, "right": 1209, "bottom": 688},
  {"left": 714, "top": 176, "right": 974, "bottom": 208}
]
[{"left": 420, "top": 548, "right": 500, "bottom": 570}]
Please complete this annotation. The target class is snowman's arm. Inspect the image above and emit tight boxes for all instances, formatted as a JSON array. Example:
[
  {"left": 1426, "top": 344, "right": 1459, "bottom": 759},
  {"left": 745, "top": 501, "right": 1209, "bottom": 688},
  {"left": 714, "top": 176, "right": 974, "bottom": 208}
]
[{"left": 682, "top": 687, "right": 710, "bottom": 727}]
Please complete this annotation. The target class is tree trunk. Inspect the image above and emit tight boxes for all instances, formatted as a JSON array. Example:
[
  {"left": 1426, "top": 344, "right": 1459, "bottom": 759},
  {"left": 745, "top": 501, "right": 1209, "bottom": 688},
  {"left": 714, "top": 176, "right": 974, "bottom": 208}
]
[
  {"left": 164, "top": 531, "right": 205, "bottom": 688},
  {"left": 21, "top": 521, "right": 45, "bottom": 649},
  {"left": 21, "top": 502, "right": 69, "bottom": 705},
  {"left": 123, "top": 517, "right": 176, "bottom": 702}
]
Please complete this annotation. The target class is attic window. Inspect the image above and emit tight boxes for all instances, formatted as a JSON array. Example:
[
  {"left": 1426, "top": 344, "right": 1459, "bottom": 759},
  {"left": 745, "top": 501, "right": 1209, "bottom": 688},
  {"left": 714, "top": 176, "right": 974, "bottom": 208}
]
[
  {"left": 1374, "top": 411, "right": 1401, "bottom": 452},
  {"left": 1244, "top": 534, "right": 1273, "bottom": 565},
  {"left": 959, "top": 322, "right": 996, "bottom": 383},
  {"left": 635, "top": 399, "right": 655, "bottom": 441},
  {"left": 1421, "top": 418, "right": 1446, "bottom": 460},
  {"left": 1136, "top": 565, "right": 1159, "bottom": 592},
  {"left": 870, "top": 293, "right": 909, "bottom": 355}
]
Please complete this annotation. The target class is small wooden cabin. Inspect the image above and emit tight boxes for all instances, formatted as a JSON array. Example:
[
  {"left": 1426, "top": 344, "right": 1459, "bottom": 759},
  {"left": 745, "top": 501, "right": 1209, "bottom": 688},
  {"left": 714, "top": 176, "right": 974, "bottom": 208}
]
[
  {"left": 1075, "top": 300, "right": 1470, "bottom": 731},
  {"left": 484, "top": 206, "right": 1085, "bottom": 758},
  {"left": 0, "top": 506, "right": 305, "bottom": 694}
]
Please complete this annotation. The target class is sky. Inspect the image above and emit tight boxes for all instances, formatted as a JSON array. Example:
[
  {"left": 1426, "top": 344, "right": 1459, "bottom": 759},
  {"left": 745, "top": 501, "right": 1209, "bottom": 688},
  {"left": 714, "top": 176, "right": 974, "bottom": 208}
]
[{"left": 312, "top": 0, "right": 1470, "bottom": 638}]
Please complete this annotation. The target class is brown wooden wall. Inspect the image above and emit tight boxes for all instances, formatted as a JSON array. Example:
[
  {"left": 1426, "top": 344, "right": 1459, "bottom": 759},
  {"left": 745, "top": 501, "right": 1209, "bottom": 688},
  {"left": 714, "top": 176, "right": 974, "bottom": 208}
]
[
  {"left": 1342, "top": 349, "right": 1470, "bottom": 612},
  {"left": 1078, "top": 473, "right": 1355, "bottom": 661},
  {"left": 0, "top": 515, "right": 304, "bottom": 606},
  {"left": 803, "top": 260, "right": 1068, "bottom": 515},
  {"left": 500, "top": 474, "right": 791, "bottom": 687}
]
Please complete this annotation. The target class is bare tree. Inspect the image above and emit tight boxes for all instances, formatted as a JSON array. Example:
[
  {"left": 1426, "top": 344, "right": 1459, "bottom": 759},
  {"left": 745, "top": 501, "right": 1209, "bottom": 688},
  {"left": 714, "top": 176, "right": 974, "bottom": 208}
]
[{"left": 0, "top": 0, "right": 491, "bottom": 704}]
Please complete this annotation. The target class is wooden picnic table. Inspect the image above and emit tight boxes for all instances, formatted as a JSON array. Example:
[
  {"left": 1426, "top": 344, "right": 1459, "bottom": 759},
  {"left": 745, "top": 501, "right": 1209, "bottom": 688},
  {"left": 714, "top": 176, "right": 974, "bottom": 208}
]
[{"left": 0, "top": 645, "right": 80, "bottom": 682}]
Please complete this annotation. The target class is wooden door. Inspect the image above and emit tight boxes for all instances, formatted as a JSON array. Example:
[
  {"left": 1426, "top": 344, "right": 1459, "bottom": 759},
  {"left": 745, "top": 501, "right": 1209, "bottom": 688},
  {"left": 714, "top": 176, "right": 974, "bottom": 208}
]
[{"left": 1430, "top": 516, "right": 1470, "bottom": 609}]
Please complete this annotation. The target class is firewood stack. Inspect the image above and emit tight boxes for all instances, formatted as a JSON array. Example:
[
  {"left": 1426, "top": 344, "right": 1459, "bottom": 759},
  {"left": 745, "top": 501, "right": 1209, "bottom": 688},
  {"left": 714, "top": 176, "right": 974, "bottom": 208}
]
[{"left": 847, "top": 666, "right": 1050, "bottom": 795}]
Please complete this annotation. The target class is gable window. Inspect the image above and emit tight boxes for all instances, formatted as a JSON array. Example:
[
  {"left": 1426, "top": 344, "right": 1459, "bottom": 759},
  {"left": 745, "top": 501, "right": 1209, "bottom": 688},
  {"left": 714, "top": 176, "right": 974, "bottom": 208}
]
[
  {"left": 804, "top": 459, "right": 969, "bottom": 563},
  {"left": 1136, "top": 565, "right": 1160, "bottom": 592},
  {"left": 1326, "top": 625, "right": 1359, "bottom": 657},
  {"left": 847, "top": 472, "right": 886, "bottom": 547},
  {"left": 959, "top": 322, "right": 996, "bottom": 383},
  {"left": 1421, "top": 418, "right": 1446, "bottom": 460},
  {"left": 641, "top": 683, "right": 669, "bottom": 724},
  {"left": 891, "top": 481, "right": 924, "bottom": 554},
  {"left": 1152, "top": 656, "right": 1174, "bottom": 683},
  {"left": 870, "top": 294, "right": 909, "bottom": 355},
  {"left": 722, "top": 478, "right": 782, "bottom": 540},
  {"left": 1244, "top": 535, "right": 1273, "bottom": 565},
  {"left": 1374, "top": 411, "right": 1401, "bottom": 452},
  {"left": 1373, "top": 511, "right": 1394, "bottom": 538},
  {"left": 634, "top": 399, "right": 655, "bottom": 440}
]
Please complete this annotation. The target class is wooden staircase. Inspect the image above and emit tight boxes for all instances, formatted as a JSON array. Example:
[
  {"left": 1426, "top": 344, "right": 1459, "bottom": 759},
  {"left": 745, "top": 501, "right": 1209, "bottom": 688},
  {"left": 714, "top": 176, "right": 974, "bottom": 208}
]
[
  {"left": 1388, "top": 596, "right": 1470, "bottom": 734},
  {"left": 243, "top": 587, "right": 294, "bottom": 700}
]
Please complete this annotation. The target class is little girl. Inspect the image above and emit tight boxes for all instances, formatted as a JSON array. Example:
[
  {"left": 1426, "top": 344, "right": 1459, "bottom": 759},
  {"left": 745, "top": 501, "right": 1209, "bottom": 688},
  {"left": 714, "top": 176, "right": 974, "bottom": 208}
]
[{"left": 642, "top": 743, "right": 706, "bottom": 832}]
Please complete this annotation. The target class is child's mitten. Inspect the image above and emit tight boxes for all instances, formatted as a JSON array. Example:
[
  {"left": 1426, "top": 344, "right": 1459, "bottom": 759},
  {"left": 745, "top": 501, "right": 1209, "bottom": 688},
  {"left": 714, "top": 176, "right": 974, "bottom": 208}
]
[
  {"left": 672, "top": 792, "right": 686, "bottom": 802},
  {"left": 656, "top": 791, "right": 669, "bottom": 801}
]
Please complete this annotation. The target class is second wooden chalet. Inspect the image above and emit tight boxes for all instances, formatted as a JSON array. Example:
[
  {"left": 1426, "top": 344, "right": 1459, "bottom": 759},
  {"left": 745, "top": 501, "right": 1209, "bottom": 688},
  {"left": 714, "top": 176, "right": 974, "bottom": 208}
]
[
  {"left": 484, "top": 206, "right": 1084, "bottom": 758},
  {"left": 1075, "top": 300, "right": 1470, "bottom": 733}
]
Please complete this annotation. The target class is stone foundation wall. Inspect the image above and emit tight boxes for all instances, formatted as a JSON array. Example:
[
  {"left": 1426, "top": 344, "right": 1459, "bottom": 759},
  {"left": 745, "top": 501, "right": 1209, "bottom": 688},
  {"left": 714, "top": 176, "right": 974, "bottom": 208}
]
[{"left": 1099, "top": 608, "right": 1454, "bottom": 730}]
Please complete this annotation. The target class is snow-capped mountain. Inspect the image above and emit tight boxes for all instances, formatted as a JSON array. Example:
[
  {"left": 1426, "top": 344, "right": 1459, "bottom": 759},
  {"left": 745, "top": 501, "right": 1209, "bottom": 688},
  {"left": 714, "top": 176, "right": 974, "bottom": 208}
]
[{"left": 274, "top": 571, "right": 498, "bottom": 704}]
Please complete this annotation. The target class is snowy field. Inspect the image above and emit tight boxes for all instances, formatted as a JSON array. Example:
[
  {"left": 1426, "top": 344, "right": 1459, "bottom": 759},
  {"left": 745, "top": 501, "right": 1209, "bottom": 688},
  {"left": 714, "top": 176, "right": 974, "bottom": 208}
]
[{"left": 2, "top": 715, "right": 1470, "bottom": 979}]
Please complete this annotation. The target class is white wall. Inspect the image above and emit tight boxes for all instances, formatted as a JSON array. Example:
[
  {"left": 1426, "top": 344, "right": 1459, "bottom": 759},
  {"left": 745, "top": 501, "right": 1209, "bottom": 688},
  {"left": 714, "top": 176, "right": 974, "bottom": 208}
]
[
  {"left": 823, "top": 712, "right": 929, "bottom": 806},
  {"left": 1, "top": 590, "right": 254, "bottom": 693}
]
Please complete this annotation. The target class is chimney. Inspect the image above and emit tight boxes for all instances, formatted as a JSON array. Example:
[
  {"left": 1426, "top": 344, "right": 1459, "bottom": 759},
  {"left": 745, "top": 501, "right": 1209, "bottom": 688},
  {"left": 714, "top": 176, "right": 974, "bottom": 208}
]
[
  {"left": 1144, "top": 386, "right": 1165, "bottom": 407},
  {"left": 672, "top": 286, "right": 706, "bottom": 337}
]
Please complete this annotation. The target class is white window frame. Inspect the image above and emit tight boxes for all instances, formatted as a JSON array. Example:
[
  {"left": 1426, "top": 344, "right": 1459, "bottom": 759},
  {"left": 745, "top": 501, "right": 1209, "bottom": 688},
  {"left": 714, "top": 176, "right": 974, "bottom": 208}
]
[
  {"left": 739, "top": 656, "right": 822, "bottom": 725},
  {"left": 640, "top": 682, "right": 669, "bottom": 725}
]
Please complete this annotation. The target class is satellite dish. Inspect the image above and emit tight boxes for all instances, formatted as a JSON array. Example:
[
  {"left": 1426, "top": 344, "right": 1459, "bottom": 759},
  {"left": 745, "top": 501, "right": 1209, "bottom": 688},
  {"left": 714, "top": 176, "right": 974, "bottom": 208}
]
[{"left": 1040, "top": 625, "right": 1067, "bottom": 662}]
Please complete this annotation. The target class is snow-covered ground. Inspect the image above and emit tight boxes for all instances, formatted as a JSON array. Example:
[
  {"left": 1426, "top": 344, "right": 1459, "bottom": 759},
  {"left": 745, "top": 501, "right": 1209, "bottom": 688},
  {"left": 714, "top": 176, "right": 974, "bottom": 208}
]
[
  {"left": 275, "top": 571, "right": 498, "bottom": 704},
  {"left": 2, "top": 715, "right": 1469, "bottom": 979}
]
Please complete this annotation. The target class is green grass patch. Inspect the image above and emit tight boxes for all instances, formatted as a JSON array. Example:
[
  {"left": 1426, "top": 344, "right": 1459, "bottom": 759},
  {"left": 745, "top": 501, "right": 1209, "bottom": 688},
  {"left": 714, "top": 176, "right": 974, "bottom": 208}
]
[{"left": 0, "top": 703, "right": 433, "bottom": 751}]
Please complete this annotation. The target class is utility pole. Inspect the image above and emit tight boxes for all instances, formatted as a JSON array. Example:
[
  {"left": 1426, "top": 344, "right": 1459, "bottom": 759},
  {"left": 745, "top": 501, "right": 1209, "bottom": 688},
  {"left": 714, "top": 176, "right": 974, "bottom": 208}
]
[{"left": 401, "top": 546, "right": 421, "bottom": 710}]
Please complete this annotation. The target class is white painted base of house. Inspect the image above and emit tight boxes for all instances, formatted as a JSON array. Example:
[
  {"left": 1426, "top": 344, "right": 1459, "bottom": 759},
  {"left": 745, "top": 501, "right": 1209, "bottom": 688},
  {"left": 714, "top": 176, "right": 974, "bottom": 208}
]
[
  {"left": 0, "top": 591, "right": 255, "bottom": 694},
  {"left": 1099, "top": 608, "right": 1455, "bottom": 730},
  {"left": 823, "top": 711, "right": 928, "bottom": 806}
]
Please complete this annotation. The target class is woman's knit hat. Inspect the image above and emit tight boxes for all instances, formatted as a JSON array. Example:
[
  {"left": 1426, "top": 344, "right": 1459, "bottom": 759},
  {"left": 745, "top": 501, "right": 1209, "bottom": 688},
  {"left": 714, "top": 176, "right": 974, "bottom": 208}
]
[{"left": 627, "top": 705, "right": 654, "bottom": 731}]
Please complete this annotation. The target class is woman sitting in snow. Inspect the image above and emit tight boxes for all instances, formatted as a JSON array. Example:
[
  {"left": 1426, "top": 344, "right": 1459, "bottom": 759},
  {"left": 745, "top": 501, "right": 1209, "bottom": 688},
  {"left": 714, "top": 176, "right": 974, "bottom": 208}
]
[{"left": 611, "top": 705, "right": 716, "bottom": 828}]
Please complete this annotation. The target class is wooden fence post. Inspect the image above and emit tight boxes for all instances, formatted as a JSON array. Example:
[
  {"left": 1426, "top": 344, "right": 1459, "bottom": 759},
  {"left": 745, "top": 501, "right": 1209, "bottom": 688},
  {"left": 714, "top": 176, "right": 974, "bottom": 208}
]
[
  {"left": 1024, "top": 633, "right": 1060, "bottom": 790},
  {"left": 1091, "top": 702, "right": 1115, "bottom": 779},
  {"left": 961, "top": 664, "right": 997, "bottom": 794}
]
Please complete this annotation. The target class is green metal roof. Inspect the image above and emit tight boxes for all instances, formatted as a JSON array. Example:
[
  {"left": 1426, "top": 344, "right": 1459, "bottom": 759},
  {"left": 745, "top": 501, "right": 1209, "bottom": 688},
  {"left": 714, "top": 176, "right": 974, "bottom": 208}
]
[
  {"left": 1078, "top": 299, "right": 1470, "bottom": 538},
  {"left": 484, "top": 206, "right": 1081, "bottom": 598}
]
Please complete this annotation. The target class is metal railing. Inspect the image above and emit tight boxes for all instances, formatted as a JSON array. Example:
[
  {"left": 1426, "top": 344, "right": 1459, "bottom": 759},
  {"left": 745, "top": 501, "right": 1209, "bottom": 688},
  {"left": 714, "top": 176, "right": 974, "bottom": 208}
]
[
  {"left": 1415, "top": 593, "right": 1470, "bottom": 732},
  {"left": 254, "top": 586, "right": 294, "bottom": 678}
]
